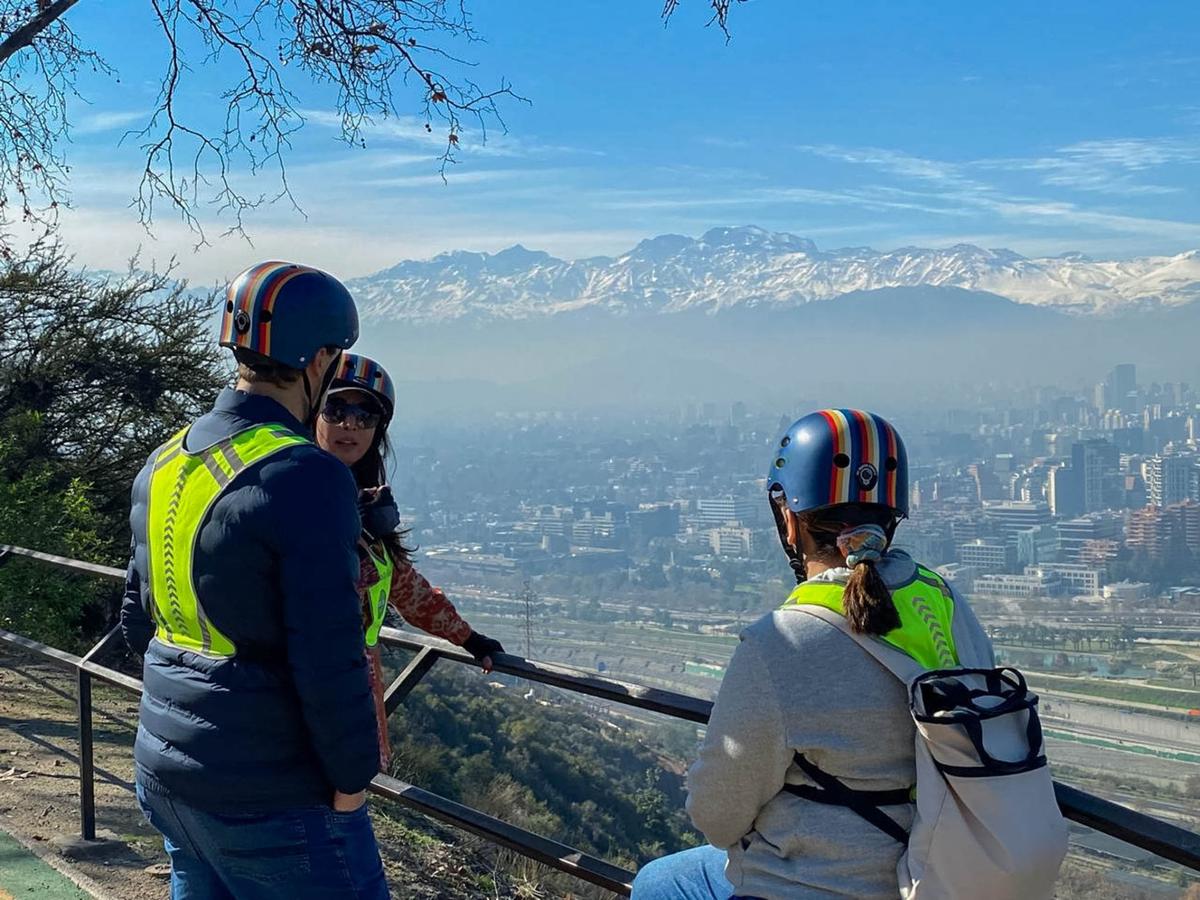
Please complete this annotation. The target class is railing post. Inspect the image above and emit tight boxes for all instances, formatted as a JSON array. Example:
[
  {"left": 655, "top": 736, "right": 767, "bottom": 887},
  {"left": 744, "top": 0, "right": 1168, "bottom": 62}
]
[
  {"left": 383, "top": 646, "right": 440, "bottom": 716},
  {"left": 76, "top": 667, "right": 96, "bottom": 841}
]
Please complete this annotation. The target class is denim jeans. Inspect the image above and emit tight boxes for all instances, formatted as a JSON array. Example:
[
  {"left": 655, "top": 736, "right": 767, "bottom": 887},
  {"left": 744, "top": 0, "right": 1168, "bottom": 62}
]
[
  {"left": 136, "top": 781, "right": 389, "bottom": 899},
  {"left": 632, "top": 845, "right": 759, "bottom": 900}
]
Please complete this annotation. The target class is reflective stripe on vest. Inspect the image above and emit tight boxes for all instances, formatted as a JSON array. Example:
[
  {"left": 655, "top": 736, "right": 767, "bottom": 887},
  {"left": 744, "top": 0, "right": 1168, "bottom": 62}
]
[
  {"left": 363, "top": 542, "right": 395, "bottom": 648},
  {"left": 146, "top": 423, "right": 310, "bottom": 658},
  {"left": 781, "top": 566, "right": 958, "bottom": 669}
]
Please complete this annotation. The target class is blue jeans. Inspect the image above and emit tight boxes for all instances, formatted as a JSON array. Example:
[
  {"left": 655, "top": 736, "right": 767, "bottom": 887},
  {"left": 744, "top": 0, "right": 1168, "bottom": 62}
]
[
  {"left": 632, "top": 845, "right": 759, "bottom": 900},
  {"left": 136, "top": 782, "right": 389, "bottom": 899}
]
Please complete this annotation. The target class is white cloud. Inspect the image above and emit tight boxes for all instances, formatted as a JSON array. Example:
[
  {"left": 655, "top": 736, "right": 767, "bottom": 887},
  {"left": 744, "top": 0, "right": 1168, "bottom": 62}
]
[
  {"left": 984, "top": 197, "right": 1200, "bottom": 241},
  {"left": 794, "top": 140, "right": 1200, "bottom": 243},
  {"left": 595, "top": 178, "right": 983, "bottom": 218},
  {"left": 298, "top": 107, "right": 597, "bottom": 160},
  {"left": 74, "top": 110, "right": 147, "bottom": 136},
  {"left": 797, "top": 144, "right": 982, "bottom": 190},
  {"left": 978, "top": 137, "right": 1200, "bottom": 195}
]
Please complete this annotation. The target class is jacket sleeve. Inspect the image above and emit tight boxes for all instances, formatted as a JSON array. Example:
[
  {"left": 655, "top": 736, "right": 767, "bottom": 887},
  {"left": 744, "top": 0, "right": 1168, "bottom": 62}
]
[
  {"left": 685, "top": 636, "right": 792, "bottom": 848},
  {"left": 269, "top": 450, "right": 380, "bottom": 796},
  {"left": 121, "top": 463, "right": 154, "bottom": 656},
  {"left": 121, "top": 550, "right": 154, "bottom": 656},
  {"left": 388, "top": 561, "right": 473, "bottom": 645}
]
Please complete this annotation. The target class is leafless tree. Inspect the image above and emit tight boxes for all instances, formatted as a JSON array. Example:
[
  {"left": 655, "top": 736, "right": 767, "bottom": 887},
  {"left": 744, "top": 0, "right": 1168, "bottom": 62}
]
[
  {"left": 0, "top": 1, "right": 523, "bottom": 243},
  {"left": 0, "top": 1, "right": 739, "bottom": 246}
]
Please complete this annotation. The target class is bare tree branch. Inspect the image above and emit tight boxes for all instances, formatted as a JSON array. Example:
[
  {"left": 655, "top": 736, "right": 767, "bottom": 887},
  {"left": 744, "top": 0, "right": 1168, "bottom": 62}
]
[
  {"left": 0, "top": 0, "right": 112, "bottom": 242},
  {"left": 662, "top": 0, "right": 745, "bottom": 39},
  {"left": 0, "top": 0, "right": 521, "bottom": 242},
  {"left": 0, "top": 0, "right": 81, "bottom": 66}
]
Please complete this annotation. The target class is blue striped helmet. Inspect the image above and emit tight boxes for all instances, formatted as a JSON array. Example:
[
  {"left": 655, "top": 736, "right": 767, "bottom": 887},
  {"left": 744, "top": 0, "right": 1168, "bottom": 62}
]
[
  {"left": 768, "top": 409, "right": 909, "bottom": 518},
  {"left": 329, "top": 353, "right": 396, "bottom": 422},
  {"left": 219, "top": 261, "right": 358, "bottom": 368}
]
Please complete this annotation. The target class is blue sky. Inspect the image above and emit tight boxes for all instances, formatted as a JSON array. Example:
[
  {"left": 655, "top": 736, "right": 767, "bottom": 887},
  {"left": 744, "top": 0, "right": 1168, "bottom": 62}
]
[{"left": 49, "top": 0, "right": 1200, "bottom": 283}]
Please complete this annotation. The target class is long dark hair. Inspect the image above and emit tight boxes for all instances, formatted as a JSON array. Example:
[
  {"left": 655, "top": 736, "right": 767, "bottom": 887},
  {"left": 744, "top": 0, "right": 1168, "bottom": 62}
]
[
  {"left": 801, "top": 504, "right": 899, "bottom": 636},
  {"left": 350, "top": 428, "right": 413, "bottom": 566}
]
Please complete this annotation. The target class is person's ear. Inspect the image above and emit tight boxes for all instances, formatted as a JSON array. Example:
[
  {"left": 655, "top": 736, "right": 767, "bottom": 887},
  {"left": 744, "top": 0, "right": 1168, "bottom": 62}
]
[
  {"left": 304, "top": 347, "right": 331, "bottom": 382},
  {"left": 304, "top": 347, "right": 343, "bottom": 400},
  {"left": 784, "top": 508, "right": 801, "bottom": 551}
]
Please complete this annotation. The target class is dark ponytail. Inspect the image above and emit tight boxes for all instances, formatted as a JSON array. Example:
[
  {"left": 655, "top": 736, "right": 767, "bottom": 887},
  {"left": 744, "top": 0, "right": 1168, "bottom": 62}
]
[
  {"left": 843, "top": 560, "right": 899, "bottom": 636},
  {"left": 801, "top": 505, "right": 900, "bottom": 637}
]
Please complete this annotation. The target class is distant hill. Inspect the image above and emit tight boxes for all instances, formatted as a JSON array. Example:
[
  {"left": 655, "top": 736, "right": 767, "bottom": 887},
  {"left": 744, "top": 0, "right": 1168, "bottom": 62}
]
[{"left": 348, "top": 226, "right": 1200, "bottom": 322}]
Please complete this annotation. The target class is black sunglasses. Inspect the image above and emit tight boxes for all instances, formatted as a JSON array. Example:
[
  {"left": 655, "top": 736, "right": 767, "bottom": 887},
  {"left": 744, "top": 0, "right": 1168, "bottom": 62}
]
[{"left": 321, "top": 398, "right": 382, "bottom": 430}]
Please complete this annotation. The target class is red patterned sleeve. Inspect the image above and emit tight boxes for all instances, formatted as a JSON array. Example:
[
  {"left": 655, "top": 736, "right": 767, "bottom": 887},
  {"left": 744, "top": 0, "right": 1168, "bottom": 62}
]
[{"left": 387, "top": 560, "right": 473, "bottom": 645}]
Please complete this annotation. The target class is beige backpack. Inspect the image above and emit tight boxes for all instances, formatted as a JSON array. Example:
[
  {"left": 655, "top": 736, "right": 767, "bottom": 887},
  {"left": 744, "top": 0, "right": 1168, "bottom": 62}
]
[{"left": 792, "top": 607, "right": 1069, "bottom": 900}]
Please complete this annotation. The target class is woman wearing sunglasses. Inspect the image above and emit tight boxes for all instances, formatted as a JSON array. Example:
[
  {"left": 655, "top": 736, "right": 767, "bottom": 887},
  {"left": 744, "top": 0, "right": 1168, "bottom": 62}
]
[{"left": 316, "top": 352, "right": 504, "bottom": 770}]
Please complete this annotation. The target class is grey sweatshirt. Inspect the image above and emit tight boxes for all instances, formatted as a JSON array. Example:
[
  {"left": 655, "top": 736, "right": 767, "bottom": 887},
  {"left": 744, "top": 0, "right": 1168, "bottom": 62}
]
[{"left": 685, "top": 552, "right": 995, "bottom": 899}]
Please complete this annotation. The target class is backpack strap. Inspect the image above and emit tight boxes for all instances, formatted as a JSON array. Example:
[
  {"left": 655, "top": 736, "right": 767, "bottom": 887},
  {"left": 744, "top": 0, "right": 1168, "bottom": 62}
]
[
  {"left": 784, "top": 605, "right": 921, "bottom": 845},
  {"left": 794, "top": 605, "right": 926, "bottom": 685},
  {"left": 784, "top": 752, "right": 911, "bottom": 845}
]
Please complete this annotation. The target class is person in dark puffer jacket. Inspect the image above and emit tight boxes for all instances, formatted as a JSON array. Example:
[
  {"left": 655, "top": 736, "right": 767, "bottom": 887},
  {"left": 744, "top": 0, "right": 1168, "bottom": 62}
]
[{"left": 121, "top": 261, "right": 390, "bottom": 900}]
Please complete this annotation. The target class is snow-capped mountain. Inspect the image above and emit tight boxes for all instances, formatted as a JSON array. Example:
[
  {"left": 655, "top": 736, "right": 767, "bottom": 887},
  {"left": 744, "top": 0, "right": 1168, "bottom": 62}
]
[{"left": 348, "top": 226, "right": 1200, "bottom": 322}]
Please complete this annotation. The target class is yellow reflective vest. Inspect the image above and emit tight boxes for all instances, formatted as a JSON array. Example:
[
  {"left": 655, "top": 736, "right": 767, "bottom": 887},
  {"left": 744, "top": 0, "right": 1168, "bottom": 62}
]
[
  {"left": 146, "top": 423, "right": 309, "bottom": 657},
  {"left": 362, "top": 542, "right": 395, "bottom": 647},
  {"left": 781, "top": 565, "right": 959, "bottom": 669}
]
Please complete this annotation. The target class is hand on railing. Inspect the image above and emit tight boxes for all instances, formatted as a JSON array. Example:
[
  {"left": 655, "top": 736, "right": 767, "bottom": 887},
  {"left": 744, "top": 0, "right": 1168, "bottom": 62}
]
[{"left": 462, "top": 632, "right": 505, "bottom": 674}]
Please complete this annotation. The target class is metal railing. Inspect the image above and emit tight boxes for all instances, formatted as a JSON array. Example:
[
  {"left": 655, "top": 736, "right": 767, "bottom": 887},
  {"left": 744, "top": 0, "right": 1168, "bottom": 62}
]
[{"left": 1, "top": 543, "right": 1199, "bottom": 897}]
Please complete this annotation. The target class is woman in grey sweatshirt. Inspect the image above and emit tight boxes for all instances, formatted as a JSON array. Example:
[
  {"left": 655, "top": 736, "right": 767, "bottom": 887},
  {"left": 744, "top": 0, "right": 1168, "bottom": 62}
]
[{"left": 632, "top": 409, "right": 994, "bottom": 900}]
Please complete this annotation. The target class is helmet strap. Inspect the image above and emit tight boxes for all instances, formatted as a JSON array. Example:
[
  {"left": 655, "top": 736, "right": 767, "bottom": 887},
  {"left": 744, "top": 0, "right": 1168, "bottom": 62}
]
[
  {"left": 302, "top": 349, "right": 343, "bottom": 430},
  {"left": 301, "top": 370, "right": 317, "bottom": 430}
]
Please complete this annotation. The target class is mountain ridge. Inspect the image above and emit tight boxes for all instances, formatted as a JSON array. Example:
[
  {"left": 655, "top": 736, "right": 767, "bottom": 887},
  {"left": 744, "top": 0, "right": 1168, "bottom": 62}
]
[{"left": 348, "top": 225, "right": 1200, "bottom": 323}]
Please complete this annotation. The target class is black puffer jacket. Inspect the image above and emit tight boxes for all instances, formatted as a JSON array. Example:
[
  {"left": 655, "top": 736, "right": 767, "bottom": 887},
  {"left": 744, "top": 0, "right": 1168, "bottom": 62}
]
[{"left": 122, "top": 389, "right": 379, "bottom": 812}]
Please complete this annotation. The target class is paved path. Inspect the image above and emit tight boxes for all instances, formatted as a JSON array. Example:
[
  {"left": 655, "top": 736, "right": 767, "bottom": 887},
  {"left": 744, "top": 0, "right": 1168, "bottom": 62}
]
[{"left": 0, "top": 827, "right": 91, "bottom": 899}]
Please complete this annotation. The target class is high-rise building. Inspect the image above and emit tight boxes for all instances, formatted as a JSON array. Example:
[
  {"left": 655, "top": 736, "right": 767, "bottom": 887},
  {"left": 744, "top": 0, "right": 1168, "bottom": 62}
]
[
  {"left": 695, "top": 496, "right": 758, "bottom": 528},
  {"left": 1145, "top": 454, "right": 1198, "bottom": 507},
  {"left": 1016, "top": 524, "right": 1059, "bottom": 567},
  {"left": 983, "top": 501, "right": 1054, "bottom": 548},
  {"left": 1071, "top": 439, "right": 1122, "bottom": 512},
  {"left": 1175, "top": 501, "right": 1200, "bottom": 555},
  {"left": 1127, "top": 506, "right": 1167, "bottom": 560},
  {"left": 1124, "top": 473, "right": 1147, "bottom": 509},
  {"left": 1058, "top": 512, "right": 1123, "bottom": 562},
  {"left": 1123, "top": 502, "right": 1200, "bottom": 560},
  {"left": 1108, "top": 364, "right": 1137, "bottom": 415},
  {"left": 1048, "top": 464, "right": 1083, "bottom": 518},
  {"left": 967, "top": 463, "right": 1003, "bottom": 503}
]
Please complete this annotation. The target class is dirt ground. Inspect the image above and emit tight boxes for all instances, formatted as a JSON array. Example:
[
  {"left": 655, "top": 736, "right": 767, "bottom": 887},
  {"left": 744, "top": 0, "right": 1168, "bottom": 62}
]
[
  {"left": 0, "top": 646, "right": 164, "bottom": 899},
  {"left": 0, "top": 644, "right": 556, "bottom": 900}
]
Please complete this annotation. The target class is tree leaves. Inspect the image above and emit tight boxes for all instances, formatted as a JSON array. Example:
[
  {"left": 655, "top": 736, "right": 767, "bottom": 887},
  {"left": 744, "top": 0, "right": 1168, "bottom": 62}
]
[
  {"left": 0, "top": 243, "right": 227, "bottom": 538},
  {"left": 0, "top": 243, "right": 226, "bottom": 647}
]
